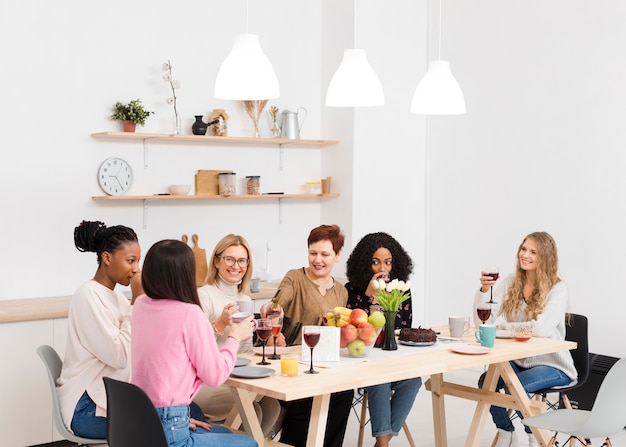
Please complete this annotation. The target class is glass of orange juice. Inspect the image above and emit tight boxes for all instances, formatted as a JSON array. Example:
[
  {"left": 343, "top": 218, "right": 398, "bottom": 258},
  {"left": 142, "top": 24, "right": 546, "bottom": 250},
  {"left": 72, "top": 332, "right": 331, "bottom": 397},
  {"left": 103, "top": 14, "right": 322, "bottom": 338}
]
[{"left": 281, "top": 355, "right": 299, "bottom": 376}]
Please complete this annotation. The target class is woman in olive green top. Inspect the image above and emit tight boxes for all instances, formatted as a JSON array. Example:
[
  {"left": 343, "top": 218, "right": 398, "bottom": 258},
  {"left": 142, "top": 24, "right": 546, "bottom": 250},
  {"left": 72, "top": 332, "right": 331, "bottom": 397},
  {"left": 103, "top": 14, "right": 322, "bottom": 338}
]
[{"left": 263, "top": 224, "right": 352, "bottom": 447}]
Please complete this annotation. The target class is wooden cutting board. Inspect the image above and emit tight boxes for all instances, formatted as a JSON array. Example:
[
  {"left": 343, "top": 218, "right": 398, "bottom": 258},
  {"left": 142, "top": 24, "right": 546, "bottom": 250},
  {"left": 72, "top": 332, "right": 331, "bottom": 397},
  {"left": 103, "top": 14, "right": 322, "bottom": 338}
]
[{"left": 191, "top": 234, "right": 208, "bottom": 286}]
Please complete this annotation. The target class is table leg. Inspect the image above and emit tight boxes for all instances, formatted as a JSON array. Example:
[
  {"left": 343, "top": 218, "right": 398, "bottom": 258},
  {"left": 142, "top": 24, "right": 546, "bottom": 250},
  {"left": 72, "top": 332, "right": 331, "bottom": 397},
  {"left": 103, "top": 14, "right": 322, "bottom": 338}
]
[
  {"left": 306, "top": 393, "right": 331, "bottom": 447},
  {"left": 230, "top": 387, "right": 265, "bottom": 443},
  {"left": 430, "top": 373, "right": 447, "bottom": 447},
  {"left": 497, "top": 362, "right": 550, "bottom": 447},
  {"left": 464, "top": 364, "right": 500, "bottom": 447}
]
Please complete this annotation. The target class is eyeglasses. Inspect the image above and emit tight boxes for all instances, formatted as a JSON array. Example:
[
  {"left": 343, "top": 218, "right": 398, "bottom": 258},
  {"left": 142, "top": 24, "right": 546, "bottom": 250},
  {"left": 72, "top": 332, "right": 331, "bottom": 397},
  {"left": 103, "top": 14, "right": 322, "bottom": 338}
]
[{"left": 217, "top": 255, "right": 249, "bottom": 267}]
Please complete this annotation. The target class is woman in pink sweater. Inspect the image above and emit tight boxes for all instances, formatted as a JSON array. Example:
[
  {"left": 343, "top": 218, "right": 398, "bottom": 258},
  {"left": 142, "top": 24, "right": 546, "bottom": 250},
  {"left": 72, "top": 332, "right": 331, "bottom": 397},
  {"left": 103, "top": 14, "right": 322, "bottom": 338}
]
[{"left": 131, "top": 239, "right": 257, "bottom": 447}]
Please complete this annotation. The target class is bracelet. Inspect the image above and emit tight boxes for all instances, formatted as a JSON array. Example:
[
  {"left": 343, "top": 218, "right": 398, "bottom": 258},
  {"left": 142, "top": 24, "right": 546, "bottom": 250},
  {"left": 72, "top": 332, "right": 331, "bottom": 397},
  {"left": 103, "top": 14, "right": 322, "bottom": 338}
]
[{"left": 213, "top": 324, "right": 224, "bottom": 337}]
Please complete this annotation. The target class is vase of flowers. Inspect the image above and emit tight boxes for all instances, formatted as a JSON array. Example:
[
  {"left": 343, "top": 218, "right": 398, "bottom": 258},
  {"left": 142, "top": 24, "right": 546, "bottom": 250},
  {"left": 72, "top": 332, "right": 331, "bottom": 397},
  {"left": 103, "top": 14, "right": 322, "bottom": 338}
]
[
  {"left": 373, "top": 279, "right": 411, "bottom": 351},
  {"left": 242, "top": 100, "right": 268, "bottom": 138},
  {"left": 110, "top": 99, "right": 154, "bottom": 132},
  {"left": 162, "top": 60, "right": 181, "bottom": 134}
]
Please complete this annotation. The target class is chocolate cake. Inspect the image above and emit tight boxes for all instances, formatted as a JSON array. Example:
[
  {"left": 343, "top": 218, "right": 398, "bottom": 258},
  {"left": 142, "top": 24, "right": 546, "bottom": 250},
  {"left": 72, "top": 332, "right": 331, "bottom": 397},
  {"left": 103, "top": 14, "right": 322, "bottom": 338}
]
[{"left": 398, "top": 326, "right": 437, "bottom": 343}]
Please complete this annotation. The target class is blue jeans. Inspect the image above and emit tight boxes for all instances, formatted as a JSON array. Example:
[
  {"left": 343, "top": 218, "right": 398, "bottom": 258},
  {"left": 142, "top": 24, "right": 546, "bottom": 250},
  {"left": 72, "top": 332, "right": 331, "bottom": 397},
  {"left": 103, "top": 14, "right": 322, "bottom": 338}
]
[
  {"left": 366, "top": 377, "right": 422, "bottom": 437},
  {"left": 478, "top": 362, "right": 570, "bottom": 433},
  {"left": 156, "top": 405, "right": 257, "bottom": 447},
  {"left": 71, "top": 391, "right": 107, "bottom": 439}
]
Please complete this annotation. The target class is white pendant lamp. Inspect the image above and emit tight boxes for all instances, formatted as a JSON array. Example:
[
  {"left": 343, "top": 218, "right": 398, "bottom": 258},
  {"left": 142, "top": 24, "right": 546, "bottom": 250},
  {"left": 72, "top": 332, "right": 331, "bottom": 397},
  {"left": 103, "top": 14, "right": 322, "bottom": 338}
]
[
  {"left": 326, "top": 49, "right": 384, "bottom": 107},
  {"left": 325, "top": 0, "right": 384, "bottom": 107},
  {"left": 214, "top": 2, "right": 279, "bottom": 100},
  {"left": 411, "top": 0, "right": 465, "bottom": 115}
]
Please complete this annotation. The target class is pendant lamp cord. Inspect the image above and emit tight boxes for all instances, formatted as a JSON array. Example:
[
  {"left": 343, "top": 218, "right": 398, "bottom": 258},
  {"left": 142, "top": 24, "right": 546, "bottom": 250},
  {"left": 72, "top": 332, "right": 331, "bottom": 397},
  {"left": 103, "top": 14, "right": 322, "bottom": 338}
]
[
  {"left": 353, "top": 0, "right": 357, "bottom": 48},
  {"left": 438, "top": 0, "right": 442, "bottom": 59},
  {"left": 245, "top": 0, "right": 249, "bottom": 33}
]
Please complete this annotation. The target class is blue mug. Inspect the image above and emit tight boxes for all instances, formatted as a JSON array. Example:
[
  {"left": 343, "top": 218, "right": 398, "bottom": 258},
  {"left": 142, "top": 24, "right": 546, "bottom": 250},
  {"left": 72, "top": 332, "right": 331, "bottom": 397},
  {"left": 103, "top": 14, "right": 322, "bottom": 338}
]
[{"left": 475, "top": 324, "right": 496, "bottom": 348}]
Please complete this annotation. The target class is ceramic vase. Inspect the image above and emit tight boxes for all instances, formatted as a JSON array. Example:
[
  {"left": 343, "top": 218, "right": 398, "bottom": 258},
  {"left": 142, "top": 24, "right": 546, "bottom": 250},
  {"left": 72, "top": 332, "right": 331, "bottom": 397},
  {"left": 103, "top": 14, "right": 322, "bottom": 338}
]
[
  {"left": 382, "top": 310, "right": 398, "bottom": 351},
  {"left": 192, "top": 115, "right": 208, "bottom": 135}
]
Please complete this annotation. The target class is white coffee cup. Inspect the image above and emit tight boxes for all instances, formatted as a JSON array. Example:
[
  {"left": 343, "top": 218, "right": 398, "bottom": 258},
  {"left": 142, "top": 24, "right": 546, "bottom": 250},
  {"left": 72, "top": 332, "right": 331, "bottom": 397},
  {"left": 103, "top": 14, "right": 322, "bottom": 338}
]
[
  {"left": 236, "top": 300, "right": 253, "bottom": 314},
  {"left": 449, "top": 315, "right": 470, "bottom": 338}
]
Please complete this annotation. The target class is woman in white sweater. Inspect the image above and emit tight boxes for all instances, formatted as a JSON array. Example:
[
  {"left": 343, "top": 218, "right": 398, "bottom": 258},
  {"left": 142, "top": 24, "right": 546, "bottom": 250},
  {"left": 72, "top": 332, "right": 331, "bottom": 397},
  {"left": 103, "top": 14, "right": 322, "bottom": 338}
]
[
  {"left": 474, "top": 231, "right": 577, "bottom": 447},
  {"left": 57, "top": 220, "right": 141, "bottom": 439},
  {"left": 194, "top": 234, "right": 280, "bottom": 435}
]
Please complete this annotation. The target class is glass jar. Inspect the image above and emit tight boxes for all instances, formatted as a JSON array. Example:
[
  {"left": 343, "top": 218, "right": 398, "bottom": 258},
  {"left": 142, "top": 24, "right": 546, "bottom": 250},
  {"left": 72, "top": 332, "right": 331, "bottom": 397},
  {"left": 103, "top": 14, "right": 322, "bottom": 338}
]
[
  {"left": 305, "top": 181, "right": 322, "bottom": 194},
  {"left": 218, "top": 172, "right": 237, "bottom": 195},
  {"left": 245, "top": 176, "right": 260, "bottom": 195}
]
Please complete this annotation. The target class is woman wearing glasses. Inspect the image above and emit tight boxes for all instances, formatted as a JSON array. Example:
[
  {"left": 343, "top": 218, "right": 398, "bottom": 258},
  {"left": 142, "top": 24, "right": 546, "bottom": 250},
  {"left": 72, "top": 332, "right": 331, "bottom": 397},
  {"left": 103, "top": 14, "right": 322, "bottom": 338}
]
[{"left": 195, "top": 234, "right": 281, "bottom": 436}]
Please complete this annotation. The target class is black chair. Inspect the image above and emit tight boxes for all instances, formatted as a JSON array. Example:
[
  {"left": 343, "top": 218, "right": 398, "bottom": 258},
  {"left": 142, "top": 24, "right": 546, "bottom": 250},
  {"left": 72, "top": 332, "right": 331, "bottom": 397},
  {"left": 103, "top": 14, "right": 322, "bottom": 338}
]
[
  {"left": 103, "top": 376, "right": 168, "bottom": 447},
  {"left": 535, "top": 313, "right": 590, "bottom": 410},
  {"left": 490, "top": 314, "right": 590, "bottom": 447}
]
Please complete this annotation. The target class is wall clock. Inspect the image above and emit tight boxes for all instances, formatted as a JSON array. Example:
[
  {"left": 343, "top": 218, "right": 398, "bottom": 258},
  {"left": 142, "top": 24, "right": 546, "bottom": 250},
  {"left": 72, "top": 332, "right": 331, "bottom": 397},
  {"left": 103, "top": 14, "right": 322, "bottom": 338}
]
[{"left": 98, "top": 157, "right": 134, "bottom": 196}]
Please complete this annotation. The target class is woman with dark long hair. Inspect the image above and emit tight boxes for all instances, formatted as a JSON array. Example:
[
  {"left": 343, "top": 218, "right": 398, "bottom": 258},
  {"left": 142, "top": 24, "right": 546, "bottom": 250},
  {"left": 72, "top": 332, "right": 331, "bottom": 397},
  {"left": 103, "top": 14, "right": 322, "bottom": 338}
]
[
  {"left": 132, "top": 239, "right": 257, "bottom": 447},
  {"left": 345, "top": 232, "right": 420, "bottom": 447}
]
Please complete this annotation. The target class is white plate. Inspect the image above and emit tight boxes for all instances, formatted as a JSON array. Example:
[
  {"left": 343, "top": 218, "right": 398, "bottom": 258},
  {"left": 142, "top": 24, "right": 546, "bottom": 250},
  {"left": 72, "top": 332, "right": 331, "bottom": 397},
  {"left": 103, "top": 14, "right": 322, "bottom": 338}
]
[
  {"left": 450, "top": 345, "right": 491, "bottom": 355},
  {"left": 230, "top": 366, "right": 274, "bottom": 379},
  {"left": 496, "top": 330, "right": 512, "bottom": 339},
  {"left": 235, "top": 357, "right": 251, "bottom": 367},
  {"left": 399, "top": 340, "right": 436, "bottom": 346},
  {"left": 253, "top": 346, "right": 298, "bottom": 356}
]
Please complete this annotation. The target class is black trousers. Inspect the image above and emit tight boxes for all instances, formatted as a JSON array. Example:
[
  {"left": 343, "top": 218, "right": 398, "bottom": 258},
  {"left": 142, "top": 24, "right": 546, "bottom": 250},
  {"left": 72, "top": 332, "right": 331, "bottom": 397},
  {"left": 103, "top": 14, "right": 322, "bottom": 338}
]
[{"left": 278, "top": 389, "right": 354, "bottom": 447}]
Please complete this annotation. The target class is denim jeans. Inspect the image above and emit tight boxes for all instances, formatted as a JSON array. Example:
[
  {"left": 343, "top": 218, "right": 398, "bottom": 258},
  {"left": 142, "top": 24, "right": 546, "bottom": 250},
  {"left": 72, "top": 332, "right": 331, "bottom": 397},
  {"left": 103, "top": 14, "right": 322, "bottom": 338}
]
[
  {"left": 366, "top": 377, "right": 422, "bottom": 437},
  {"left": 156, "top": 405, "right": 257, "bottom": 447},
  {"left": 71, "top": 391, "right": 107, "bottom": 439},
  {"left": 478, "top": 362, "right": 570, "bottom": 433}
]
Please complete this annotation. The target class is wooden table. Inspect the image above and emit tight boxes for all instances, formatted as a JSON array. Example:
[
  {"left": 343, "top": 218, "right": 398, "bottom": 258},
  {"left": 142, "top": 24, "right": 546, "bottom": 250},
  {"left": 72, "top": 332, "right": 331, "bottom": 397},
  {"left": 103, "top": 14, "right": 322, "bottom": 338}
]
[{"left": 225, "top": 326, "right": 575, "bottom": 447}]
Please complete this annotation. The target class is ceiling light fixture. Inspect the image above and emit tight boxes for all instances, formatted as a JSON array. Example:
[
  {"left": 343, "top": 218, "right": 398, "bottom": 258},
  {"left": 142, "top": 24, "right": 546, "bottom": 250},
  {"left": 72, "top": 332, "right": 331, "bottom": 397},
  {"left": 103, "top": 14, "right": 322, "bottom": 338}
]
[
  {"left": 214, "top": 0, "right": 279, "bottom": 100},
  {"left": 325, "top": 0, "right": 384, "bottom": 107},
  {"left": 411, "top": 0, "right": 465, "bottom": 115}
]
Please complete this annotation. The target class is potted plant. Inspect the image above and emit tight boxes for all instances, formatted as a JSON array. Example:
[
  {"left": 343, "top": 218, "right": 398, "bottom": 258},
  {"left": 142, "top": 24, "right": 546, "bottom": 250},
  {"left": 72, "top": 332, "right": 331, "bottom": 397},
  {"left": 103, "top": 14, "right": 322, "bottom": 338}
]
[{"left": 110, "top": 98, "right": 154, "bottom": 132}]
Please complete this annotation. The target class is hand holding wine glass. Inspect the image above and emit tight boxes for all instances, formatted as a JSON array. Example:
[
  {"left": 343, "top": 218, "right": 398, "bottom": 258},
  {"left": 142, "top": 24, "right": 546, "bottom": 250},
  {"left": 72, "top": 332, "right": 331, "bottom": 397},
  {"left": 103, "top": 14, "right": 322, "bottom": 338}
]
[
  {"left": 483, "top": 266, "right": 499, "bottom": 304},
  {"left": 255, "top": 319, "right": 272, "bottom": 365},
  {"left": 303, "top": 326, "right": 320, "bottom": 374}
]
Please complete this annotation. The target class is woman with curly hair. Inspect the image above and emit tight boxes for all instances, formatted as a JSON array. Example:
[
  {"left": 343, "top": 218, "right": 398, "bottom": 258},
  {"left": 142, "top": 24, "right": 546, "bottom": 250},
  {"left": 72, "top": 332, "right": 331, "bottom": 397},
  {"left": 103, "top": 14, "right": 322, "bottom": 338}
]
[
  {"left": 473, "top": 231, "right": 577, "bottom": 447},
  {"left": 345, "top": 232, "right": 420, "bottom": 447}
]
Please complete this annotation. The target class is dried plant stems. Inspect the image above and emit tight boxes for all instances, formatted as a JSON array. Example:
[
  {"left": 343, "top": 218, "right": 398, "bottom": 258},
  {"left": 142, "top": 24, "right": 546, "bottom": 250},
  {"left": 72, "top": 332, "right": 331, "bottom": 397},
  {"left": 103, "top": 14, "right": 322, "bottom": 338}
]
[{"left": 242, "top": 100, "right": 269, "bottom": 137}]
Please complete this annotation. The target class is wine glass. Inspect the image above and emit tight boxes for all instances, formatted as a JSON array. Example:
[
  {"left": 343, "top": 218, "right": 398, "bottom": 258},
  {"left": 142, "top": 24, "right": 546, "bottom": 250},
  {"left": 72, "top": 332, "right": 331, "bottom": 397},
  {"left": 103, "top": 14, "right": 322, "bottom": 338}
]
[
  {"left": 255, "top": 319, "right": 272, "bottom": 365},
  {"left": 484, "top": 265, "right": 499, "bottom": 304},
  {"left": 303, "top": 326, "right": 321, "bottom": 374},
  {"left": 476, "top": 307, "right": 492, "bottom": 325},
  {"left": 269, "top": 316, "right": 283, "bottom": 360}
]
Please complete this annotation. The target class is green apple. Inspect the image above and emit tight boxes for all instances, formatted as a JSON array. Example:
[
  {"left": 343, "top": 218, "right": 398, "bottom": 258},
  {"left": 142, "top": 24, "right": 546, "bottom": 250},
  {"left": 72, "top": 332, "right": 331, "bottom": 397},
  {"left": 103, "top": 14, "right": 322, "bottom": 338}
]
[
  {"left": 368, "top": 311, "right": 386, "bottom": 328},
  {"left": 347, "top": 339, "right": 366, "bottom": 357}
]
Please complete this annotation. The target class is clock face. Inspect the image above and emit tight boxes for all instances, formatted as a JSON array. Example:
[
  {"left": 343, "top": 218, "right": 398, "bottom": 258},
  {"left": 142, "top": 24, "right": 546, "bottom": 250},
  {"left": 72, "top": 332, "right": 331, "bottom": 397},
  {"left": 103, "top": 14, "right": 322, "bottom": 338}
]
[{"left": 98, "top": 157, "right": 133, "bottom": 196}]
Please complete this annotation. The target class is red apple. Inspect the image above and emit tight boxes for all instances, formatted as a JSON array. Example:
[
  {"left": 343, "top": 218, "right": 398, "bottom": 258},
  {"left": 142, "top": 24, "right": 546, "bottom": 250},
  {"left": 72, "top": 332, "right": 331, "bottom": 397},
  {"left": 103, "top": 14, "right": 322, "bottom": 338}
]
[
  {"left": 350, "top": 308, "right": 369, "bottom": 326},
  {"left": 340, "top": 324, "right": 358, "bottom": 348},
  {"left": 357, "top": 322, "right": 377, "bottom": 345}
]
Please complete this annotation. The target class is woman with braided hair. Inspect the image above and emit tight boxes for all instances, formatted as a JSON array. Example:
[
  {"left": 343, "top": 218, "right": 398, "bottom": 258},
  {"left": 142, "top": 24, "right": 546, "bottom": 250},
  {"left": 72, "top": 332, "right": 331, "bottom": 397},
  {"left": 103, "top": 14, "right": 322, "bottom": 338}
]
[{"left": 57, "top": 220, "right": 141, "bottom": 439}]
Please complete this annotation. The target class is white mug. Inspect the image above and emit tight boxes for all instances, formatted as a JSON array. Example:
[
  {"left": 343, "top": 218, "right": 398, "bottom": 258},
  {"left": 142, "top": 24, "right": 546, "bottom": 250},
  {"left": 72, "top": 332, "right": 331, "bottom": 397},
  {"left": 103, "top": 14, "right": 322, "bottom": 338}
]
[
  {"left": 449, "top": 315, "right": 470, "bottom": 338},
  {"left": 236, "top": 300, "right": 253, "bottom": 314},
  {"left": 250, "top": 277, "right": 261, "bottom": 293}
]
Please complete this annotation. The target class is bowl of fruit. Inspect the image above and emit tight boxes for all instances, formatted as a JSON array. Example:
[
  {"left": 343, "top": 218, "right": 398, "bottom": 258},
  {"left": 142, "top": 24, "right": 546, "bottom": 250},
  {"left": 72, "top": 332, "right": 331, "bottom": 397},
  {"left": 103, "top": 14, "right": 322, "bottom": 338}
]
[{"left": 324, "top": 307, "right": 386, "bottom": 357}]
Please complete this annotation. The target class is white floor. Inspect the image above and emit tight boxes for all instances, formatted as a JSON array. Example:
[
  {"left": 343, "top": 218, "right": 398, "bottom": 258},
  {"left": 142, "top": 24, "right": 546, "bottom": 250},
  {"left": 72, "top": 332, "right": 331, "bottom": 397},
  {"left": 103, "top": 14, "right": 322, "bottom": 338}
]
[{"left": 343, "top": 365, "right": 626, "bottom": 447}]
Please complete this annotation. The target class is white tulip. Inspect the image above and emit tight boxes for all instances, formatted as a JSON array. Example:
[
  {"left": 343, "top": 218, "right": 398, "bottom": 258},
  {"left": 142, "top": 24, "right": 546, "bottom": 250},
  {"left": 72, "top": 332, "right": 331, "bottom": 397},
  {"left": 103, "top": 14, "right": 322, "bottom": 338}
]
[{"left": 401, "top": 280, "right": 411, "bottom": 292}]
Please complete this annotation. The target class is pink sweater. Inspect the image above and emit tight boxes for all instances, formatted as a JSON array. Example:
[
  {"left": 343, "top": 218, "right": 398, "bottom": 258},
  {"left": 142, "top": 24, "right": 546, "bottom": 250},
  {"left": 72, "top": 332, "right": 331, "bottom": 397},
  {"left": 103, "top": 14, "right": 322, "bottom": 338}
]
[{"left": 131, "top": 295, "right": 239, "bottom": 408}]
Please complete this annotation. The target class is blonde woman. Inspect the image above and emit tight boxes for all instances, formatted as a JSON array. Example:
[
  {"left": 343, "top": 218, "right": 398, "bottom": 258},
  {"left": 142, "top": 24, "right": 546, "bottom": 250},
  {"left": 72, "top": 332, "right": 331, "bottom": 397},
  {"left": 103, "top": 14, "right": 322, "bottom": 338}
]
[{"left": 473, "top": 232, "right": 577, "bottom": 447}]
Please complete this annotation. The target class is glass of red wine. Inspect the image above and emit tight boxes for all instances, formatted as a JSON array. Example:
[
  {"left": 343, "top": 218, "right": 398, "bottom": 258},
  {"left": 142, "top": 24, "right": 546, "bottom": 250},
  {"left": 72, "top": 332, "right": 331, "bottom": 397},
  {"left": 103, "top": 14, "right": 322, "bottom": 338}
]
[
  {"left": 484, "top": 266, "right": 499, "bottom": 304},
  {"left": 269, "top": 316, "right": 283, "bottom": 360},
  {"left": 476, "top": 307, "right": 492, "bottom": 325},
  {"left": 255, "top": 319, "right": 272, "bottom": 365},
  {"left": 303, "top": 326, "right": 321, "bottom": 374}
]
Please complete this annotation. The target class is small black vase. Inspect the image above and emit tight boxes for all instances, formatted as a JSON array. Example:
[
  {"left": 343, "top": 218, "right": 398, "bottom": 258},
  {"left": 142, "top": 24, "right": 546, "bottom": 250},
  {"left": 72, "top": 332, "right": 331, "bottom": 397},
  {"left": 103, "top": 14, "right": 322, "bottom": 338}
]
[{"left": 192, "top": 115, "right": 208, "bottom": 135}]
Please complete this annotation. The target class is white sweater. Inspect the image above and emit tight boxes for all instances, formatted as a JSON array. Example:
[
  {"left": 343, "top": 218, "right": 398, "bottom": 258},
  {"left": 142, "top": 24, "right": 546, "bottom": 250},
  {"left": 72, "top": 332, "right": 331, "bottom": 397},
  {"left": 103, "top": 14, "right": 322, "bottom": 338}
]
[
  {"left": 473, "top": 274, "right": 577, "bottom": 382},
  {"left": 57, "top": 280, "right": 132, "bottom": 430},
  {"left": 198, "top": 278, "right": 253, "bottom": 353}
]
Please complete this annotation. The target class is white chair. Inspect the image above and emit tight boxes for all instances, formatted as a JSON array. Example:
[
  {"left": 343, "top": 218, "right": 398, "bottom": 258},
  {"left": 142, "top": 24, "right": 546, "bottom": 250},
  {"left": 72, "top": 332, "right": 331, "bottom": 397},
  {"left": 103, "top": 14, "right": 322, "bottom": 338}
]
[
  {"left": 522, "top": 357, "right": 626, "bottom": 447},
  {"left": 37, "top": 345, "right": 108, "bottom": 446}
]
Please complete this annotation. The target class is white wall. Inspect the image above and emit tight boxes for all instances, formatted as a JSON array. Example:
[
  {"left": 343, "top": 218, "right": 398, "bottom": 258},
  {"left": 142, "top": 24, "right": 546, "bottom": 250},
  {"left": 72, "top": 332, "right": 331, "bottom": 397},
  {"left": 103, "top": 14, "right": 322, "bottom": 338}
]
[{"left": 1, "top": 0, "right": 624, "bottom": 359}]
